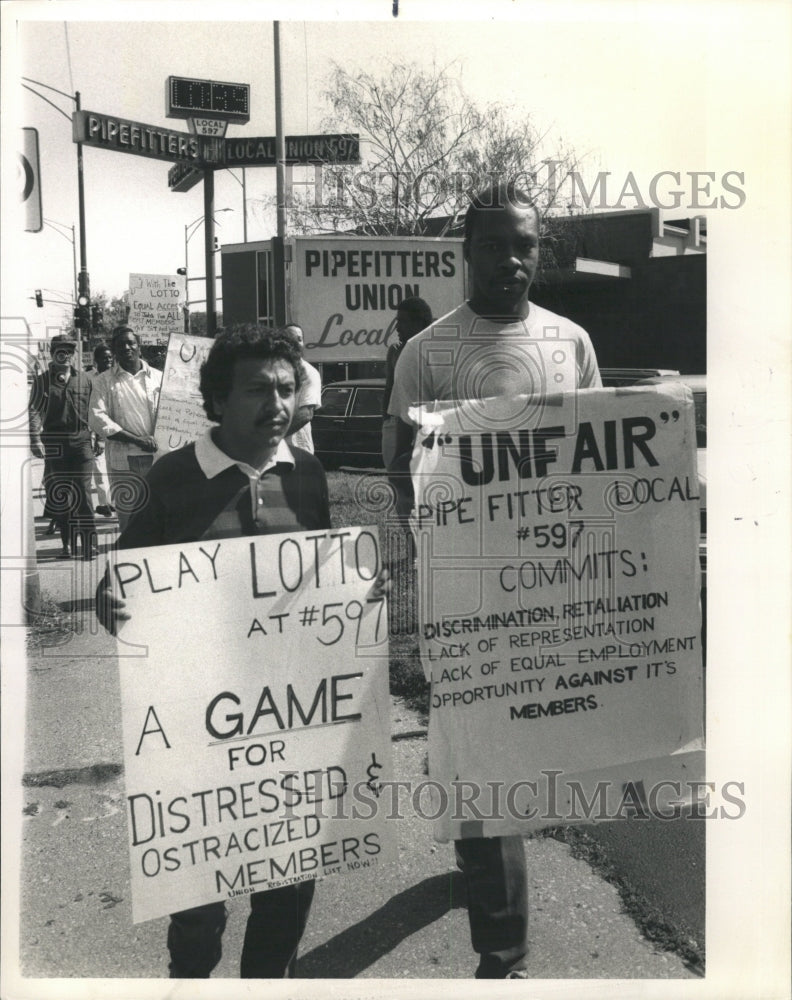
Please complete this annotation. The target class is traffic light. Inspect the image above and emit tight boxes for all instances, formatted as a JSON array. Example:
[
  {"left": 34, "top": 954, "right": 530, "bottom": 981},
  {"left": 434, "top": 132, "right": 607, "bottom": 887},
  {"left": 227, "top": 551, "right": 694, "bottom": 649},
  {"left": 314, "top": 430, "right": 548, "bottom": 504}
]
[
  {"left": 35, "top": 289, "right": 43, "bottom": 307},
  {"left": 91, "top": 304, "right": 104, "bottom": 329},
  {"left": 74, "top": 293, "right": 91, "bottom": 330}
]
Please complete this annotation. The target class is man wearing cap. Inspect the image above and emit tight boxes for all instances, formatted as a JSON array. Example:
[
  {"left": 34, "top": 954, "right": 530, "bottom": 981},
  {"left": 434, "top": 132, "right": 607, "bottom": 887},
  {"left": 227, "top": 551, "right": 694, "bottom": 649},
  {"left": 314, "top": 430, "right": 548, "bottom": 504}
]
[
  {"left": 29, "top": 335, "right": 98, "bottom": 559},
  {"left": 89, "top": 326, "right": 162, "bottom": 531}
]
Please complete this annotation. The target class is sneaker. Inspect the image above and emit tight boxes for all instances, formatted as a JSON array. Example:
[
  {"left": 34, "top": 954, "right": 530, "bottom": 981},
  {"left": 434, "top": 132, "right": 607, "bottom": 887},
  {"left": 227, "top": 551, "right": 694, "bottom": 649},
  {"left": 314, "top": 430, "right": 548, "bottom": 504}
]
[
  {"left": 506, "top": 970, "right": 530, "bottom": 979},
  {"left": 96, "top": 505, "right": 114, "bottom": 517}
]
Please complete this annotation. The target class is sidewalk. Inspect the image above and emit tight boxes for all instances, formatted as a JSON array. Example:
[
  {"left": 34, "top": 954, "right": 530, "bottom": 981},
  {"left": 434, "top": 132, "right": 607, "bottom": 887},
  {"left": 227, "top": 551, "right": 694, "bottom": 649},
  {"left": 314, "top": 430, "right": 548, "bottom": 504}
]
[{"left": 17, "top": 511, "right": 698, "bottom": 982}]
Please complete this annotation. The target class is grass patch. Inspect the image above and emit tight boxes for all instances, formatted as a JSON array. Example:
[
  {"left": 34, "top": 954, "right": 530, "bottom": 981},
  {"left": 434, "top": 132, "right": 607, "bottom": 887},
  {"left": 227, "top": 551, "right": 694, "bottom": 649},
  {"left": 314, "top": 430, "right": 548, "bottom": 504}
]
[
  {"left": 540, "top": 826, "right": 705, "bottom": 975},
  {"left": 327, "top": 470, "right": 429, "bottom": 718},
  {"left": 26, "top": 592, "right": 74, "bottom": 648}
]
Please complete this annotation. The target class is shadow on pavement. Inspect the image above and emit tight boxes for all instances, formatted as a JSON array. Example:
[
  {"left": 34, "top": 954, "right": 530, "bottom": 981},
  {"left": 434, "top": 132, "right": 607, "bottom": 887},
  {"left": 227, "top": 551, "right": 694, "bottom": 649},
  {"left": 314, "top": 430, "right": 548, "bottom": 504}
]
[{"left": 298, "top": 870, "right": 466, "bottom": 978}]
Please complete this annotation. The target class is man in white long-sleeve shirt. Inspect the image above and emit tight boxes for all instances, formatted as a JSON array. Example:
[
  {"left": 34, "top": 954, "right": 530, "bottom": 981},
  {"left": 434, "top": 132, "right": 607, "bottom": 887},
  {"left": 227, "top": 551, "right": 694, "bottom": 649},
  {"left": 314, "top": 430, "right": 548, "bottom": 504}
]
[{"left": 89, "top": 326, "right": 162, "bottom": 530}]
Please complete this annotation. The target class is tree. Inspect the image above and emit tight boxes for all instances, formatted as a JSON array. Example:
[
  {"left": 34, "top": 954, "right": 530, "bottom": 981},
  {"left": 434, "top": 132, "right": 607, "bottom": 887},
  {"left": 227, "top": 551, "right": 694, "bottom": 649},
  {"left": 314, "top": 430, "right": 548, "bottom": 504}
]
[
  {"left": 87, "top": 292, "right": 130, "bottom": 341},
  {"left": 269, "top": 62, "right": 583, "bottom": 242}
]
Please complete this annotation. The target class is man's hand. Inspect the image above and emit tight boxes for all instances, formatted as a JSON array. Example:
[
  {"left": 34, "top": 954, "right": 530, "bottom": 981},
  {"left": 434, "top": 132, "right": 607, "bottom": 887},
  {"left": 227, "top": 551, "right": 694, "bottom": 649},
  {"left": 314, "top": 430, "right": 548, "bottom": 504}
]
[
  {"left": 136, "top": 435, "right": 158, "bottom": 453},
  {"left": 93, "top": 440, "right": 105, "bottom": 457},
  {"left": 30, "top": 442, "right": 45, "bottom": 460},
  {"left": 367, "top": 565, "right": 392, "bottom": 602},
  {"left": 95, "top": 572, "right": 130, "bottom": 635}
]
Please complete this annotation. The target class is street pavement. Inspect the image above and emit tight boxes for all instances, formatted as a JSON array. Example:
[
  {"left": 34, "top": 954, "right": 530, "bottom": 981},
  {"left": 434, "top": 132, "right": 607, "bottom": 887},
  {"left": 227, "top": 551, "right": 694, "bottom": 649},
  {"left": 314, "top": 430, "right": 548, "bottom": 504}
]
[{"left": 15, "top": 511, "right": 698, "bottom": 983}]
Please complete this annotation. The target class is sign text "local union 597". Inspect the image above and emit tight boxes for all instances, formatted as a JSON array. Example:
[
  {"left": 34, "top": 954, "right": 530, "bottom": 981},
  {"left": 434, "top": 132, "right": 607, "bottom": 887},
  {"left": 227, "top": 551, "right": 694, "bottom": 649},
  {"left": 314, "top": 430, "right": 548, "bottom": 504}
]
[{"left": 74, "top": 110, "right": 359, "bottom": 169}]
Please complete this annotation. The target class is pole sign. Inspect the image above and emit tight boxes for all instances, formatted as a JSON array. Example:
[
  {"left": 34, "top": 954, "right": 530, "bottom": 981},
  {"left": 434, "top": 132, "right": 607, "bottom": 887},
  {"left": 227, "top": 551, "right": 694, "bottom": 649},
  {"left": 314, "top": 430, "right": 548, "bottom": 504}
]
[
  {"left": 223, "top": 134, "right": 360, "bottom": 168},
  {"left": 168, "top": 135, "right": 361, "bottom": 192},
  {"left": 73, "top": 110, "right": 200, "bottom": 165},
  {"left": 166, "top": 76, "right": 250, "bottom": 124},
  {"left": 188, "top": 118, "right": 229, "bottom": 137},
  {"left": 291, "top": 237, "right": 466, "bottom": 363},
  {"left": 19, "top": 128, "right": 42, "bottom": 232},
  {"left": 168, "top": 160, "right": 203, "bottom": 193}
]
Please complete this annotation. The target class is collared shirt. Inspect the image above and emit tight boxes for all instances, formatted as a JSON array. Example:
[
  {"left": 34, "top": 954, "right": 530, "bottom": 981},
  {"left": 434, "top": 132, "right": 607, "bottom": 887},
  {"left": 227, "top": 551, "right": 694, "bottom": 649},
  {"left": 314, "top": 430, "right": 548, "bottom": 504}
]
[
  {"left": 89, "top": 360, "right": 162, "bottom": 469},
  {"left": 195, "top": 429, "right": 296, "bottom": 526}
]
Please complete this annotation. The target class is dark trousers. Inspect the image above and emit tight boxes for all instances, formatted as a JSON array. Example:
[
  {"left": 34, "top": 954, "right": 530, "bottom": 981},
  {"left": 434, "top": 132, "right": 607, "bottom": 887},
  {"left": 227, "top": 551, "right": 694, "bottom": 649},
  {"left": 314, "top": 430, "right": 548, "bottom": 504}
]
[
  {"left": 455, "top": 835, "right": 529, "bottom": 978},
  {"left": 167, "top": 879, "right": 316, "bottom": 979},
  {"left": 43, "top": 455, "right": 96, "bottom": 553}
]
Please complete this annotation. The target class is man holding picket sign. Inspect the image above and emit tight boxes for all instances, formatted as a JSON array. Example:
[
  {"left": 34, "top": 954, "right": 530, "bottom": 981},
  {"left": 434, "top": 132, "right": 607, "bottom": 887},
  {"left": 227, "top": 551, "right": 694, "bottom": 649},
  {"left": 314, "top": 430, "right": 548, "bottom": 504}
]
[
  {"left": 388, "top": 181, "right": 602, "bottom": 978},
  {"left": 97, "top": 324, "right": 387, "bottom": 978}
]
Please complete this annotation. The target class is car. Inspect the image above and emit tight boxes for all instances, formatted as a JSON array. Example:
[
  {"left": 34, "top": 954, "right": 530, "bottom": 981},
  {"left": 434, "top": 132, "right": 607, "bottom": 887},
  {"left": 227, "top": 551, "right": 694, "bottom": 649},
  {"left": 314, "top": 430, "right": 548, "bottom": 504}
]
[
  {"left": 312, "top": 379, "right": 387, "bottom": 468},
  {"left": 312, "top": 370, "right": 694, "bottom": 470},
  {"left": 600, "top": 367, "right": 680, "bottom": 386}
]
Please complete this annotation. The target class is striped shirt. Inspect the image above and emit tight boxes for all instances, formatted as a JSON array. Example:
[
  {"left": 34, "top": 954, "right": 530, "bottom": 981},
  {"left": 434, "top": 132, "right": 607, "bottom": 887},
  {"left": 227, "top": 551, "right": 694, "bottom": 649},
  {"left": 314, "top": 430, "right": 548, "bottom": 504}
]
[
  {"left": 117, "top": 432, "right": 330, "bottom": 550},
  {"left": 194, "top": 431, "right": 302, "bottom": 537}
]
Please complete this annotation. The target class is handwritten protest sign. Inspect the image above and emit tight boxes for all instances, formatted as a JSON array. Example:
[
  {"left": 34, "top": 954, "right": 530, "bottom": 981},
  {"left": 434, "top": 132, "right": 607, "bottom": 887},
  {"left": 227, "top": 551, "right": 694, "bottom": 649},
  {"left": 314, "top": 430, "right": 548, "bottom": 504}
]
[
  {"left": 154, "top": 332, "right": 213, "bottom": 455},
  {"left": 111, "top": 527, "right": 393, "bottom": 923},
  {"left": 128, "top": 273, "right": 185, "bottom": 344},
  {"left": 409, "top": 385, "right": 704, "bottom": 839}
]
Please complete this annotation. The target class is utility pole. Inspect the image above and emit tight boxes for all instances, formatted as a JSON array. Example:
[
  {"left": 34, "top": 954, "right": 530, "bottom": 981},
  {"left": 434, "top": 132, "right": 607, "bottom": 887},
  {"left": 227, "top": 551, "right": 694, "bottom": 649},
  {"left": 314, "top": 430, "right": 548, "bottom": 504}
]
[
  {"left": 272, "top": 21, "right": 287, "bottom": 326},
  {"left": 203, "top": 168, "right": 217, "bottom": 337},
  {"left": 75, "top": 92, "right": 91, "bottom": 336},
  {"left": 21, "top": 79, "right": 92, "bottom": 333}
]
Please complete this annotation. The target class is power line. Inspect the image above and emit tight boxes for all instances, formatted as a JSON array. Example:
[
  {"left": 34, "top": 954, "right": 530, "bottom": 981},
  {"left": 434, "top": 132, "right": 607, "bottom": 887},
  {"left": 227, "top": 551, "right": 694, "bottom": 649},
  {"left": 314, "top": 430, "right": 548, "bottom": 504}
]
[
  {"left": 21, "top": 84, "right": 71, "bottom": 122},
  {"left": 21, "top": 76, "right": 74, "bottom": 101}
]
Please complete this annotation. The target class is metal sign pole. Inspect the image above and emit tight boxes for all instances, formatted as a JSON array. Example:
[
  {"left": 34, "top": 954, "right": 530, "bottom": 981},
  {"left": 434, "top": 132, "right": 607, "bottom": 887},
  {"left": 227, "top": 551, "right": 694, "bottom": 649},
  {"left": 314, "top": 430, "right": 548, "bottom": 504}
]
[
  {"left": 272, "top": 21, "right": 287, "bottom": 327},
  {"left": 75, "top": 92, "right": 91, "bottom": 333},
  {"left": 204, "top": 169, "right": 217, "bottom": 337}
]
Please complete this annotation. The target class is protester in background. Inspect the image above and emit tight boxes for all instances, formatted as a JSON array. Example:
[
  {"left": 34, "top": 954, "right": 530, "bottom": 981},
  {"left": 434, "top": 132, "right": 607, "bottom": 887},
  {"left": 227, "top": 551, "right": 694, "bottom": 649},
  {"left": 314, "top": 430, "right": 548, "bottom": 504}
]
[
  {"left": 87, "top": 343, "right": 115, "bottom": 518},
  {"left": 89, "top": 326, "right": 162, "bottom": 531},
  {"left": 29, "top": 335, "right": 98, "bottom": 560},
  {"left": 388, "top": 181, "right": 601, "bottom": 978},
  {"left": 381, "top": 296, "right": 433, "bottom": 466},
  {"left": 382, "top": 295, "right": 432, "bottom": 548},
  {"left": 283, "top": 323, "right": 322, "bottom": 454}
]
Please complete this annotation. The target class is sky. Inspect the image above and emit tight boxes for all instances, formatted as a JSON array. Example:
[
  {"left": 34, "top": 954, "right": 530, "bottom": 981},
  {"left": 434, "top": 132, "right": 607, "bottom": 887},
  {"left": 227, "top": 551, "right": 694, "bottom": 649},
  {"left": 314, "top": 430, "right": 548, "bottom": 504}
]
[
  {"left": 1, "top": 3, "right": 791, "bottom": 999},
  {"left": 0, "top": 4, "right": 722, "bottom": 332}
]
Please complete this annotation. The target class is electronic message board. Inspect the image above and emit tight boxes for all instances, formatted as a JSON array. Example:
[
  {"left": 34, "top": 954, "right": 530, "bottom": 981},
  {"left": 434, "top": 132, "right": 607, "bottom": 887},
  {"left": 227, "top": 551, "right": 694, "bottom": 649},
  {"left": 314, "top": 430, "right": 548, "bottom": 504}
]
[{"left": 166, "top": 76, "right": 251, "bottom": 124}]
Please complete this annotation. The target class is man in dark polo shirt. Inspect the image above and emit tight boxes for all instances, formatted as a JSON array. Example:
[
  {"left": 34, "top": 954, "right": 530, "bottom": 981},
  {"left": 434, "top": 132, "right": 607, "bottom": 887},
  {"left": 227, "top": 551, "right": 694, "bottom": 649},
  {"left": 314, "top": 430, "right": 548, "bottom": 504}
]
[{"left": 97, "top": 325, "right": 329, "bottom": 978}]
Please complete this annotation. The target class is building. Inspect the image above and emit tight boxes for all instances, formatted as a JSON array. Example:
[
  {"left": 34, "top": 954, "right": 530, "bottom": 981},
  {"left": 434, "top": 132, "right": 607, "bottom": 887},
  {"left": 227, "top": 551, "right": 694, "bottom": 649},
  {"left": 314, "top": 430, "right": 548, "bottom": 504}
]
[{"left": 220, "top": 207, "right": 706, "bottom": 378}]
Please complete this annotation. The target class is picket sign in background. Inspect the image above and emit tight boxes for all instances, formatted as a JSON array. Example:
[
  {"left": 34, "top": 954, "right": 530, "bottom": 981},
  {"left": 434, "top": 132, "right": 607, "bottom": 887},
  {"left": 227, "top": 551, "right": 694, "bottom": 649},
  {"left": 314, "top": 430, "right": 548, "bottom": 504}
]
[{"left": 153, "top": 332, "right": 213, "bottom": 457}]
